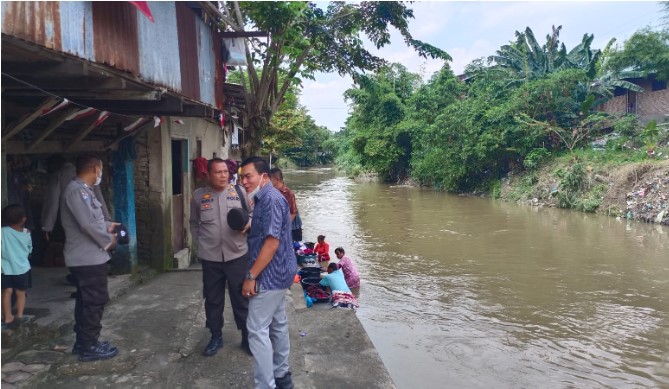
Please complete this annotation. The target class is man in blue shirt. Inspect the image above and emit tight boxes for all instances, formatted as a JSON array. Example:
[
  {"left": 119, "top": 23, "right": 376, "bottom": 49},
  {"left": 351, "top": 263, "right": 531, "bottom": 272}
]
[{"left": 240, "top": 157, "right": 296, "bottom": 389}]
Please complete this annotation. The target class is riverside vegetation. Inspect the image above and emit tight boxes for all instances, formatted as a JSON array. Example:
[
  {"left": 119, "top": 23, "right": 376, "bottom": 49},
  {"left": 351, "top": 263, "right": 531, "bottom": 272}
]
[{"left": 329, "top": 23, "right": 669, "bottom": 225}]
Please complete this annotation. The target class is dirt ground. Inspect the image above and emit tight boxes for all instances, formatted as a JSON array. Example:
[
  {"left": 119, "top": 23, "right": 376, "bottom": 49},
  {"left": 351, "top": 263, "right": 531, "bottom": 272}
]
[
  {"left": 600, "top": 161, "right": 669, "bottom": 225},
  {"left": 501, "top": 160, "right": 669, "bottom": 226}
]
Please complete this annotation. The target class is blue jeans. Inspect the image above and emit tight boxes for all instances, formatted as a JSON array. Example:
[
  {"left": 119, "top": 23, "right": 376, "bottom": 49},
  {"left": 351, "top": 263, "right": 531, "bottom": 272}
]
[{"left": 247, "top": 289, "right": 290, "bottom": 389}]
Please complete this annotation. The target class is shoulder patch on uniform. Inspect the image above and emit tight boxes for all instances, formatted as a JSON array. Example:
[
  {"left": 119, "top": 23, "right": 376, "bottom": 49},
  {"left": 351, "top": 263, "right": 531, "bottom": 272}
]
[
  {"left": 79, "top": 189, "right": 89, "bottom": 201},
  {"left": 202, "top": 193, "right": 212, "bottom": 199}
]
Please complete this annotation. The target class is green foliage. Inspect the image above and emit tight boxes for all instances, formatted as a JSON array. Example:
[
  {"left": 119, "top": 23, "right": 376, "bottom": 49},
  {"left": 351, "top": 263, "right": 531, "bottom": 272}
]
[
  {"left": 554, "top": 162, "right": 585, "bottom": 208},
  {"left": 644, "top": 120, "right": 659, "bottom": 156},
  {"left": 334, "top": 24, "right": 664, "bottom": 194},
  {"left": 606, "top": 28, "right": 669, "bottom": 80},
  {"left": 612, "top": 114, "right": 640, "bottom": 137},
  {"left": 259, "top": 80, "right": 333, "bottom": 167},
  {"left": 490, "top": 180, "right": 502, "bottom": 199},
  {"left": 488, "top": 26, "right": 600, "bottom": 88},
  {"left": 223, "top": 1, "right": 449, "bottom": 154},
  {"left": 523, "top": 148, "right": 552, "bottom": 169},
  {"left": 574, "top": 184, "right": 606, "bottom": 213}
]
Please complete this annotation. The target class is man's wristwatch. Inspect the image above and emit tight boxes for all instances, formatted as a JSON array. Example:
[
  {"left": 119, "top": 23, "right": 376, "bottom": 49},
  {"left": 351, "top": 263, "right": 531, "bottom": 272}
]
[{"left": 245, "top": 271, "right": 256, "bottom": 281}]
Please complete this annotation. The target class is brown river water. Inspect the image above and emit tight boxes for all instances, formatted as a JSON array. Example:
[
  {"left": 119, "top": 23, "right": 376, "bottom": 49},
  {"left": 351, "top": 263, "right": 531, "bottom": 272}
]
[{"left": 284, "top": 167, "right": 669, "bottom": 389}]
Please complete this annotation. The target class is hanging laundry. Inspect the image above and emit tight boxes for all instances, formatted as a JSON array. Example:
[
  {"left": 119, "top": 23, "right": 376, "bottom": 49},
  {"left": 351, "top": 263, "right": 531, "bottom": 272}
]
[{"left": 193, "top": 157, "right": 208, "bottom": 180}]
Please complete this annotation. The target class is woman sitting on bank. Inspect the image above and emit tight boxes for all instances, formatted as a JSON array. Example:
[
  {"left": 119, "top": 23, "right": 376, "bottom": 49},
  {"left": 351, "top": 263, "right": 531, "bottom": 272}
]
[
  {"left": 314, "top": 235, "right": 330, "bottom": 268},
  {"left": 319, "top": 263, "right": 359, "bottom": 310},
  {"left": 334, "top": 247, "right": 360, "bottom": 299}
]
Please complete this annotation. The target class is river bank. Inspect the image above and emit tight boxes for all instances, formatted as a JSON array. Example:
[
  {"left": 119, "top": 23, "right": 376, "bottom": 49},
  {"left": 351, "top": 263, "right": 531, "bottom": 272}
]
[
  {"left": 342, "top": 155, "right": 669, "bottom": 226},
  {"left": 498, "top": 157, "right": 669, "bottom": 226}
]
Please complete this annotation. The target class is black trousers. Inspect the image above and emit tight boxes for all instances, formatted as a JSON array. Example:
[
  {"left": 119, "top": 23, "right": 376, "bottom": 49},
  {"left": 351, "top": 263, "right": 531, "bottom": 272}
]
[
  {"left": 69, "top": 264, "right": 109, "bottom": 346},
  {"left": 201, "top": 255, "right": 249, "bottom": 337}
]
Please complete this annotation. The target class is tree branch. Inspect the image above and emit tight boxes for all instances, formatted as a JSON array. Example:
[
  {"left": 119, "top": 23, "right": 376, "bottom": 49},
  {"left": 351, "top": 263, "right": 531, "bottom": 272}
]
[{"left": 271, "top": 46, "right": 310, "bottom": 113}]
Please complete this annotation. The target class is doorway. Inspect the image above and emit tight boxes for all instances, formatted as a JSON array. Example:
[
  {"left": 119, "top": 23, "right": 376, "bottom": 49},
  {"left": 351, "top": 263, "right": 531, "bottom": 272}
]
[{"left": 171, "top": 139, "right": 187, "bottom": 253}]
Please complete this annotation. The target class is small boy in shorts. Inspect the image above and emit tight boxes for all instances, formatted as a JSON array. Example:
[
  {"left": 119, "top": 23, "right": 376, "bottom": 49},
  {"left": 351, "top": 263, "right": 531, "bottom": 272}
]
[{"left": 1, "top": 204, "right": 33, "bottom": 329}]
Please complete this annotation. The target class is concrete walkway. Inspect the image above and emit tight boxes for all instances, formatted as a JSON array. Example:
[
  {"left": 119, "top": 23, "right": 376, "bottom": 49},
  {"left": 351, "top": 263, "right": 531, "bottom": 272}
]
[{"left": 1, "top": 266, "right": 394, "bottom": 388}]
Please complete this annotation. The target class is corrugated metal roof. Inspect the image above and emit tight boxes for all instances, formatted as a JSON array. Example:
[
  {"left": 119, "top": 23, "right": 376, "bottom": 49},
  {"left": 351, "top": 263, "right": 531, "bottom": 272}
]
[
  {"left": 2, "top": 1, "right": 225, "bottom": 109},
  {"left": 137, "top": 1, "right": 181, "bottom": 91},
  {"left": 92, "top": 1, "right": 139, "bottom": 76},
  {"left": 1, "top": 1, "right": 62, "bottom": 51},
  {"left": 197, "top": 17, "right": 216, "bottom": 107},
  {"left": 213, "top": 31, "right": 224, "bottom": 110},
  {"left": 176, "top": 2, "right": 200, "bottom": 101},
  {"left": 59, "top": 1, "right": 94, "bottom": 61}
]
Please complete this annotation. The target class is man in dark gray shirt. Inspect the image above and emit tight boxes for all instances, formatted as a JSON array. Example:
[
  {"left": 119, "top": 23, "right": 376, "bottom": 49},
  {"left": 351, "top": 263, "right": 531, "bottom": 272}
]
[{"left": 61, "top": 154, "right": 118, "bottom": 362}]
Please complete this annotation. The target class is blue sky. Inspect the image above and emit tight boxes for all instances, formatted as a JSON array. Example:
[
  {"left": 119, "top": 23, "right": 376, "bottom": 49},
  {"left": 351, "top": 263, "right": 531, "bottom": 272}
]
[{"left": 300, "top": 1, "right": 665, "bottom": 132}]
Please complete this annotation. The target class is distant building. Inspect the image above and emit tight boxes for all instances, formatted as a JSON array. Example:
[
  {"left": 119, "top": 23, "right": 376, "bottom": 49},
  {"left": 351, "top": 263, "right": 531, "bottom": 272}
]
[{"left": 598, "top": 75, "right": 669, "bottom": 124}]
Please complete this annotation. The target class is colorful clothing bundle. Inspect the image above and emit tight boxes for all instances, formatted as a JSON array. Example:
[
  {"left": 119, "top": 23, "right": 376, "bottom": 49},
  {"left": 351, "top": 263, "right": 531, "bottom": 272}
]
[
  {"left": 305, "top": 285, "right": 330, "bottom": 301},
  {"left": 331, "top": 291, "right": 359, "bottom": 310}
]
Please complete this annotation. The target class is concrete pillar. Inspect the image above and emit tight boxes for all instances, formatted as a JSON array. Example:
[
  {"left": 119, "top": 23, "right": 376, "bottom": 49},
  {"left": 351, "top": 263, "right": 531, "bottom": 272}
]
[
  {"left": 147, "top": 121, "right": 173, "bottom": 271},
  {"left": 110, "top": 138, "right": 138, "bottom": 274}
]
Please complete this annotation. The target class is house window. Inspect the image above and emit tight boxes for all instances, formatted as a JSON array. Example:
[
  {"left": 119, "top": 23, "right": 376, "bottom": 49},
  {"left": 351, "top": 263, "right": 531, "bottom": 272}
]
[
  {"left": 651, "top": 79, "right": 667, "bottom": 91},
  {"left": 613, "top": 87, "right": 626, "bottom": 97}
]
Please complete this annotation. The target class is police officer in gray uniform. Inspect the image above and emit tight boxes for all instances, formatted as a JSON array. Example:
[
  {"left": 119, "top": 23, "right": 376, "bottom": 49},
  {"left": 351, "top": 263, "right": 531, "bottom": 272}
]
[
  {"left": 190, "top": 157, "right": 252, "bottom": 356},
  {"left": 60, "top": 154, "right": 119, "bottom": 362},
  {"left": 42, "top": 154, "right": 111, "bottom": 242}
]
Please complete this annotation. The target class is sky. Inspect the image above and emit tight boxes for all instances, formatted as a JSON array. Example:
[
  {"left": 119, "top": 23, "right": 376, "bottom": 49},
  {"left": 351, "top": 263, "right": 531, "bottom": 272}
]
[{"left": 299, "top": 1, "right": 665, "bottom": 133}]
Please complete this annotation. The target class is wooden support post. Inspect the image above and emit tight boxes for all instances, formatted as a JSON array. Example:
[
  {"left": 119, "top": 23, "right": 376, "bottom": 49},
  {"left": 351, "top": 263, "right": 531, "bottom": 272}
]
[
  {"left": 28, "top": 107, "right": 78, "bottom": 151},
  {"left": 104, "top": 120, "right": 152, "bottom": 150},
  {"left": 65, "top": 116, "right": 101, "bottom": 151},
  {"left": 1, "top": 97, "right": 58, "bottom": 142}
]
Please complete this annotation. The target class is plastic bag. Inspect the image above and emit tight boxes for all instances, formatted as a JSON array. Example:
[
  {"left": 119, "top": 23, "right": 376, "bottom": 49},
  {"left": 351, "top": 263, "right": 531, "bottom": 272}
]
[{"left": 223, "top": 38, "right": 247, "bottom": 66}]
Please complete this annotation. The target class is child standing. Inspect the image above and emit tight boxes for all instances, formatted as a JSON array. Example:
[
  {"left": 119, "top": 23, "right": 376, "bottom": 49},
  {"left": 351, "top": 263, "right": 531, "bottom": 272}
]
[{"left": 1, "top": 204, "right": 33, "bottom": 329}]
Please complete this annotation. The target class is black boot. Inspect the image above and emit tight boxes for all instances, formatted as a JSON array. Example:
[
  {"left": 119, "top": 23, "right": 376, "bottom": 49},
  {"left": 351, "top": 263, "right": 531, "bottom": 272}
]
[
  {"left": 275, "top": 372, "right": 294, "bottom": 389},
  {"left": 79, "top": 341, "right": 118, "bottom": 362},
  {"left": 241, "top": 328, "right": 252, "bottom": 356},
  {"left": 203, "top": 335, "right": 223, "bottom": 356}
]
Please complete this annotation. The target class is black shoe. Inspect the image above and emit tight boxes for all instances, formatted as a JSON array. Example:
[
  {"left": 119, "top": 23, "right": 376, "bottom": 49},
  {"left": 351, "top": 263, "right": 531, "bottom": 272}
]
[
  {"left": 202, "top": 336, "right": 223, "bottom": 356},
  {"left": 79, "top": 342, "right": 118, "bottom": 362},
  {"left": 275, "top": 372, "right": 294, "bottom": 389},
  {"left": 241, "top": 328, "right": 252, "bottom": 356},
  {"left": 72, "top": 340, "right": 109, "bottom": 355},
  {"left": 66, "top": 274, "right": 77, "bottom": 286}
]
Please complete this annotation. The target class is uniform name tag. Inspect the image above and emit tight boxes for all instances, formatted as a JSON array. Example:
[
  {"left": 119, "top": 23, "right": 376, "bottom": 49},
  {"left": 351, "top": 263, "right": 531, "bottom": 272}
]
[{"left": 201, "top": 198, "right": 214, "bottom": 204}]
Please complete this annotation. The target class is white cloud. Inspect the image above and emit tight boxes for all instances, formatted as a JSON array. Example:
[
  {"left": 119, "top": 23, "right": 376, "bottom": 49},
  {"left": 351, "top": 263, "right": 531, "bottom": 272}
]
[{"left": 448, "top": 39, "right": 496, "bottom": 75}]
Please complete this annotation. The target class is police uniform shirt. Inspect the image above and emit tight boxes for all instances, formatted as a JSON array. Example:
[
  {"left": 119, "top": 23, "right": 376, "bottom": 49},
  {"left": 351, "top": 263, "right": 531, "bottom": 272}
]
[
  {"left": 189, "top": 184, "right": 249, "bottom": 263},
  {"left": 60, "top": 178, "right": 113, "bottom": 267}
]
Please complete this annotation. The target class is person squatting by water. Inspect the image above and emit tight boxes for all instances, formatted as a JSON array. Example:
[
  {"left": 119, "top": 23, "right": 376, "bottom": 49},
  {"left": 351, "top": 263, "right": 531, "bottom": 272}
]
[
  {"left": 1, "top": 204, "right": 33, "bottom": 329},
  {"left": 320, "top": 263, "right": 360, "bottom": 310},
  {"left": 60, "top": 154, "right": 119, "bottom": 362},
  {"left": 268, "top": 168, "right": 303, "bottom": 242},
  {"left": 241, "top": 157, "right": 296, "bottom": 389},
  {"left": 334, "top": 247, "right": 361, "bottom": 299},
  {"left": 314, "top": 235, "right": 330, "bottom": 268},
  {"left": 190, "top": 158, "right": 253, "bottom": 356}
]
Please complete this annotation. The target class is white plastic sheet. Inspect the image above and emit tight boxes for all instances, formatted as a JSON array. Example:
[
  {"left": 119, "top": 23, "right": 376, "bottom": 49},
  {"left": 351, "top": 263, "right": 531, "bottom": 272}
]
[{"left": 223, "top": 37, "right": 247, "bottom": 66}]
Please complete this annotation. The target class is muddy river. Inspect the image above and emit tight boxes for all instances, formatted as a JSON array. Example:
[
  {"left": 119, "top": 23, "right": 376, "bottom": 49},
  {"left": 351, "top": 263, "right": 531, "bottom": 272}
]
[{"left": 285, "top": 167, "right": 669, "bottom": 388}]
